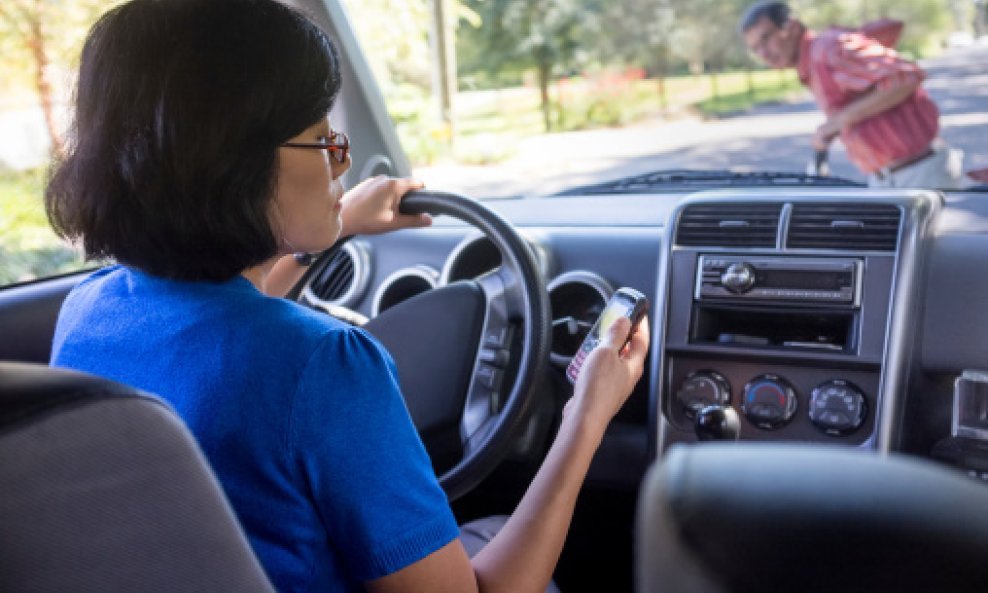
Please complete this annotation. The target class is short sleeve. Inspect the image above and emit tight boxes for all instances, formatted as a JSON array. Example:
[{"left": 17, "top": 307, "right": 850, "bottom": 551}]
[
  {"left": 289, "top": 327, "right": 459, "bottom": 581},
  {"left": 828, "top": 32, "right": 924, "bottom": 93}
]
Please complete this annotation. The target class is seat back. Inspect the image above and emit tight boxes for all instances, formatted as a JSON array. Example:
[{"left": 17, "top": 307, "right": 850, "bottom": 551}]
[
  {"left": 636, "top": 443, "right": 988, "bottom": 593},
  {"left": 0, "top": 362, "right": 275, "bottom": 593}
]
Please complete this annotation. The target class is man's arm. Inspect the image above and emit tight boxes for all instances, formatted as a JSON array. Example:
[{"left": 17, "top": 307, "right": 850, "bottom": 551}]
[
  {"left": 813, "top": 72, "right": 922, "bottom": 150},
  {"left": 812, "top": 29, "right": 926, "bottom": 151}
]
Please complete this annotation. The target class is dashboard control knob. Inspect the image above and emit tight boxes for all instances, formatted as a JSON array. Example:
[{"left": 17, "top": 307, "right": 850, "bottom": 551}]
[
  {"left": 676, "top": 371, "right": 731, "bottom": 418},
  {"left": 695, "top": 405, "right": 740, "bottom": 441},
  {"left": 809, "top": 380, "right": 867, "bottom": 435},
  {"left": 721, "top": 262, "right": 755, "bottom": 293},
  {"left": 742, "top": 374, "right": 797, "bottom": 429}
]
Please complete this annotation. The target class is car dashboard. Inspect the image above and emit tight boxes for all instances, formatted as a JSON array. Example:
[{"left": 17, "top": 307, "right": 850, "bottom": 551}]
[{"left": 298, "top": 186, "right": 988, "bottom": 491}]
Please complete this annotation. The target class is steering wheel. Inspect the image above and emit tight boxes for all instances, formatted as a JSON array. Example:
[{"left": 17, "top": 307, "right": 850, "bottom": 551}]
[{"left": 359, "top": 190, "right": 552, "bottom": 501}]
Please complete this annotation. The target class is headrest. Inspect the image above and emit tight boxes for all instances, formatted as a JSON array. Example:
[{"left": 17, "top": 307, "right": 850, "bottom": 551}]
[
  {"left": 637, "top": 443, "right": 988, "bottom": 593},
  {"left": 0, "top": 361, "right": 155, "bottom": 430}
]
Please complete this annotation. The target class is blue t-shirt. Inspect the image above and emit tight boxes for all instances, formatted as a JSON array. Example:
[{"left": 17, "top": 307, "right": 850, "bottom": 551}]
[{"left": 51, "top": 265, "right": 459, "bottom": 592}]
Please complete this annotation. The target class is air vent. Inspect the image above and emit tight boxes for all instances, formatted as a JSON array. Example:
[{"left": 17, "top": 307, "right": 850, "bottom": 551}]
[
  {"left": 310, "top": 249, "right": 353, "bottom": 299},
  {"left": 787, "top": 203, "right": 901, "bottom": 251},
  {"left": 546, "top": 271, "right": 613, "bottom": 366},
  {"left": 676, "top": 203, "right": 781, "bottom": 248},
  {"left": 440, "top": 235, "right": 502, "bottom": 284},
  {"left": 372, "top": 266, "right": 438, "bottom": 316},
  {"left": 302, "top": 242, "right": 370, "bottom": 308}
]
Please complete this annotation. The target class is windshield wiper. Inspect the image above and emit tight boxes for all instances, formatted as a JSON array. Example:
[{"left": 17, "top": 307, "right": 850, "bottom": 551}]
[{"left": 555, "top": 169, "right": 865, "bottom": 196}]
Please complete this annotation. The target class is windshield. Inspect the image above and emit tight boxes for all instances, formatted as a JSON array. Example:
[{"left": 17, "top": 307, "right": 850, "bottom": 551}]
[
  {"left": 1, "top": 0, "right": 987, "bottom": 285},
  {"left": 339, "top": 0, "right": 988, "bottom": 198}
]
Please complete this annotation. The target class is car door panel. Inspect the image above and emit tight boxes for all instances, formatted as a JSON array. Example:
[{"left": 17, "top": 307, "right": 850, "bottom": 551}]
[{"left": 0, "top": 274, "right": 84, "bottom": 363}]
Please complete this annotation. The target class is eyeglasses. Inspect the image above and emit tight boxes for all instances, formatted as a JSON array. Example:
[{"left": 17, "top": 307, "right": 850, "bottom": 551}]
[
  {"left": 282, "top": 130, "right": 350, "bottom": 164},
  {"left": 747, "top": 25, "right": 781, "bottom": 57}
]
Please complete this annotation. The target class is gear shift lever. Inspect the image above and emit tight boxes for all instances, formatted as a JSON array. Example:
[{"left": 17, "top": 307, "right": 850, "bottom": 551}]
[{"left": 695, "top": 405, "right": 740, "bottom": 441}]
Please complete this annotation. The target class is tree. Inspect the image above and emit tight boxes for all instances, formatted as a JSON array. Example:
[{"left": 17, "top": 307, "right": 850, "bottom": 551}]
[
  {"left": 458, "top": 0, "right": 596, "bottom": 132},
  {"left": 342, "top": 0, "right": 434, "bottom": 90},
  {"left": 595, "top": 0, "right": 676, "bottom": 112},
  {"left": 793, "top": 0, "right": 950, "bottom": 56},
  {"left": 0, "top": 0, "right": 118, "bottom": 157},
  {"left": 667, "top": 0, "right": 741, "bottom": 75}
]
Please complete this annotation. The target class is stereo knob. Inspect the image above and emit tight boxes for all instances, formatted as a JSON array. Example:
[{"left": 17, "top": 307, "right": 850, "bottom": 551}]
[
  {"left": 742, "top": 374, "right": 797, "bottom": 429},
  {"left": 676, "top": 371, "right": 731, "bottom": 418},
  {"left": 721, "top": 262, "right": 755, "bottom": 293},
  {"left": 809, "top": 380, "right": 867, "bottom": 435}
]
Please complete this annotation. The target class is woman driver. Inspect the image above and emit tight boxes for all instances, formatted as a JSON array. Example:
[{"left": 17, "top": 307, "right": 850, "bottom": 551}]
[{"left": 46, "top": 1, "right": 649, "bottom": 592}]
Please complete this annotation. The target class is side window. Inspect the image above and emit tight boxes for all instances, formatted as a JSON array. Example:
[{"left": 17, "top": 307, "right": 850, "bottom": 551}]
[{"left": 0, "top": 1, "right": 124, "bottom": 287}]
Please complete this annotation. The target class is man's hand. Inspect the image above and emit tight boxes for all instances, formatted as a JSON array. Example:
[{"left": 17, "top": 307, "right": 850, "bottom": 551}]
[
  {"left": 812, "top": 118, "right": 843, "bottom": 151},
  {"left": 340, "top": 176, "right": 432, "bottom": 237}
]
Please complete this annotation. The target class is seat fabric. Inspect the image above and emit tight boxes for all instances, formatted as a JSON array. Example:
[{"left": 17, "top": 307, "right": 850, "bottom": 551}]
[{"left": 0, "top": 361, "right": 275, "bottom": 593}]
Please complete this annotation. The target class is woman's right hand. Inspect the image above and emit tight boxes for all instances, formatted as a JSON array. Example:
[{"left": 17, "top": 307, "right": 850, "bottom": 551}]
[
  {"left": 370, "top": 316, "right": 649, "bottom": 593},
  {"left": 566, "top": 315, "right": 649, "bottom": 431}
]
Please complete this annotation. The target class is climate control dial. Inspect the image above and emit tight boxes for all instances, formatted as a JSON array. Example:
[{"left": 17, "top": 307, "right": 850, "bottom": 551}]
[
  {"left": 676, "top": 371, "right": 731, "bottom": 418},
  {"left": 742, "top": 374, "right": 797, "bottom": 429},
  {"left": 809, "top": 380, "right": 867, "bottom": 435}
]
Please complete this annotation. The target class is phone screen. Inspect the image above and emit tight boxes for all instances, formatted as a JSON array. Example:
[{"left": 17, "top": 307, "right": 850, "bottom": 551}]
[{"left": 593, "top": 296, "right": 634, "bottom": 341}]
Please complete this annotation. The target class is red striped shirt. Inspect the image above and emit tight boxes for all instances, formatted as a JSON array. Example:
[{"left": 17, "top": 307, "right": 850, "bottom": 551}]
[{"left": 797, "top": 29, "right": 939, "bottom": 173}]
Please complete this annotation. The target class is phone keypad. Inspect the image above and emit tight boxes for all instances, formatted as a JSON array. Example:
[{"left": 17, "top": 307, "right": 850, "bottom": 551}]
[{"left": 566, "top": 336, "right": 600, "bottom": 383}]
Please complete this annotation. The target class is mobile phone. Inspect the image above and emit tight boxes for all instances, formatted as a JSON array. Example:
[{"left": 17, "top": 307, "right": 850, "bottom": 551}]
[{"left": 566, "top": 287, "right": 649, "bottom": 384}]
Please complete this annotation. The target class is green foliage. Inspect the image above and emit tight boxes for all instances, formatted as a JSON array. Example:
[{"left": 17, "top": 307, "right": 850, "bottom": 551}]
[
  {"left": 0, "top": 1, "right": 124, "bottom": 98},
  {"left": 0, "top": 167, "right": 85, "bottom": 285},
  {"left": 793, "top": 0, "right": 951, "bottom": 57},
  {"left": 458, "top": 0, "right": 601, "bottom": 130},
  {"left": 341, "top": 0, "right": 434, "bottom": 90},
  {"left": 668, "top": 0, "right": 750, "bottom": 73},
  {"left": 594, "top": 0, "right": 676, "bottom": 73}
]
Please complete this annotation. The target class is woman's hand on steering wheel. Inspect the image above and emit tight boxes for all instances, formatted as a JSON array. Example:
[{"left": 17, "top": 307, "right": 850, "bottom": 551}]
[{"left": 340, "top": 176, "right": 433, "bottom": 237}]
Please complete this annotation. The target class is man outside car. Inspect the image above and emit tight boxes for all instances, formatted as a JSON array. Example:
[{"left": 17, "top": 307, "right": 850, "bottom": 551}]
[{"left": 740, "top": 1, "right": 967, "bottom": 189}]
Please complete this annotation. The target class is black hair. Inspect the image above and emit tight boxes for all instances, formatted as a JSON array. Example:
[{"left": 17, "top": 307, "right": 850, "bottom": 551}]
[
  {"left": 739, "top": 1, "right": 792, "bottom": 34},
  {"left": 46, "top": 0, "right": 342, "bottom": 281}
]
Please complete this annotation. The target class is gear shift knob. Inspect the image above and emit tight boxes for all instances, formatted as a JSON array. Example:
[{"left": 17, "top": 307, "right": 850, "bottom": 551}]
[{"left": 695, "top": 405, "right": 740, "bottom": 441}]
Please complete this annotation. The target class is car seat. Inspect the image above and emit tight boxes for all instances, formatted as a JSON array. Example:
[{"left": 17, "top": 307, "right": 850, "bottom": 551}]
[
  {"left": 636, "top": 442, "right": 988, "bottom": 593},
  {"left": 0, "top": 361, "right": 275, "bottom": 592}
]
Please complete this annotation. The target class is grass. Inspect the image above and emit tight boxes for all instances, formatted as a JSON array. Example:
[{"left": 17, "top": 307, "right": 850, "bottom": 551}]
[
  {"left": 397, "top": 68, "right": 805, "bottom": 166},
  {"left": 695, "top": 70, "right": 804, "bottom": 116},
  {"left": 0, "top": 167, "right": 84, "bottom": 285}
]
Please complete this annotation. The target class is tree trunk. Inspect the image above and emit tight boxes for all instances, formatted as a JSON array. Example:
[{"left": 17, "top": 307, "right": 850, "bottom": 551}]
[
  {"left": 25, "top": 6, "right": 63, "bottom": 157},
  {"left": 656, "top": 76, "right": 668, "bottom": 115},
  {"left": 536, "top": 49, "right": 552, "bottom": 132},
  {"left": 655, "top": 48, "right": 669, "bottom": 115}
]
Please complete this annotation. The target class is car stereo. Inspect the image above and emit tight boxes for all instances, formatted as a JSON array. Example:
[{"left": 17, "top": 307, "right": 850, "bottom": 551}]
[{"left": 695, "top": 255, "right": 861, "bottom": 306}]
